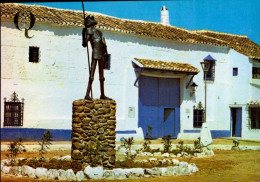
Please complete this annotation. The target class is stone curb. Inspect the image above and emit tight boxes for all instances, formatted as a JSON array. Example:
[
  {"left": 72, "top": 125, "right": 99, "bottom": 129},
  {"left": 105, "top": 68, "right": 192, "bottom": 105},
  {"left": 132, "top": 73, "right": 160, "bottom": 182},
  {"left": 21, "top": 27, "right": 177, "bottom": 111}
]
[{"left": 1, "top": 158, "right": 198, "bottom": 181}]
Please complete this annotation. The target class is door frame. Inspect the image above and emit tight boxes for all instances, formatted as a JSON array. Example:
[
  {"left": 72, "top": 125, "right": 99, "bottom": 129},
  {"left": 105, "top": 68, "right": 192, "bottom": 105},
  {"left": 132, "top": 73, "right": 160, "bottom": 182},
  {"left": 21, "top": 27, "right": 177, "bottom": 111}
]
[{"left": 230, "top": 107, "right": 242, "bottom": 137}]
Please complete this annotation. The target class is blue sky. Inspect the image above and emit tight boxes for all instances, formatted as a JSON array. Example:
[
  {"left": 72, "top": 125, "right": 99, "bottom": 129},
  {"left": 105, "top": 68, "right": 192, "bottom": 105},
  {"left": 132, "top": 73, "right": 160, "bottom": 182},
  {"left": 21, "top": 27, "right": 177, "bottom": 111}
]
[{"left": 24, "top": 0, "right": 260, "bottom": 44}]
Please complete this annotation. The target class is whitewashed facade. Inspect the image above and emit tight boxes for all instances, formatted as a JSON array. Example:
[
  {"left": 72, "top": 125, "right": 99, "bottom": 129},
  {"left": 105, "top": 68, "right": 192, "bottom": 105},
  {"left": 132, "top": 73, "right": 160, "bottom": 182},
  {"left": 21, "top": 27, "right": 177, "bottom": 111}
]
[{"left": 1, "top": 4, "right": 260, "bottom": 141}]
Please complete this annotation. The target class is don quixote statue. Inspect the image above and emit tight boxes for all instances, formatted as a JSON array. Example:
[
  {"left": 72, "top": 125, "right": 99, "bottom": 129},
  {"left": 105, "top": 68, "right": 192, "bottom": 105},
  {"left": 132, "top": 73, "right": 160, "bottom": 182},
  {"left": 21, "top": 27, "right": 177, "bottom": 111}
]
[{"left": 82, "top": 11, "right": 111, "bottom": 100}]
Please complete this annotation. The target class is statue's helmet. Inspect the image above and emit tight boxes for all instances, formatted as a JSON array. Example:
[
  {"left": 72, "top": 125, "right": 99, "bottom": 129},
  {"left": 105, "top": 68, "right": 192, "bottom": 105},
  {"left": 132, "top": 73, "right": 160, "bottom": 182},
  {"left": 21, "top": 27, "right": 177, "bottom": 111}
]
[{"left": 84, "top": 15, "right": 97, "bottom": 28}]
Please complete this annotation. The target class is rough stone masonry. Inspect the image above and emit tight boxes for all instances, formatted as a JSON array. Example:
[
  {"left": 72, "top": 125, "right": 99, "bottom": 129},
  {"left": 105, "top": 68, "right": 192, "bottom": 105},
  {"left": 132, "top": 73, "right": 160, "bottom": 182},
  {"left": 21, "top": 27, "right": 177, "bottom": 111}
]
[{"left": 71, "top": 99, "right": 116, "bottom": 171}]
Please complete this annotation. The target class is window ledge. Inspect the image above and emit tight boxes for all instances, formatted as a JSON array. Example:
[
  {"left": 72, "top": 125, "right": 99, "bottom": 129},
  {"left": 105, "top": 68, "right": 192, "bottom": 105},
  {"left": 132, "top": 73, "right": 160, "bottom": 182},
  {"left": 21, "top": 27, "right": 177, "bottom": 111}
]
[{"left": 250, "top": 79, "right": 260, "bottom": 85}]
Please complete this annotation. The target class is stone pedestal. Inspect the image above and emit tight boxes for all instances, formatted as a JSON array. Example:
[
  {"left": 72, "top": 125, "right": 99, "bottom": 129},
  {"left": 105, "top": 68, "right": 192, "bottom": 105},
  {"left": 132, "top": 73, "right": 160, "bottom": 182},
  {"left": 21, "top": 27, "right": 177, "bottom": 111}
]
[
  {"left": 200, "top": 123, "right": 213, "bottom": 147},
  {"left": 71, "top": 99, "right": 116, "bottom": 170}
]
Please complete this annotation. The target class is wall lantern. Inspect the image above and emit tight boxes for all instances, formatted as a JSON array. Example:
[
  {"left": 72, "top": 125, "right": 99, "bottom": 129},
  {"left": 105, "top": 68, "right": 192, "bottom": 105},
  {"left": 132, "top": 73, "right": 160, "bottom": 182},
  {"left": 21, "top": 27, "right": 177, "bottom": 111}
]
[
  {"left": 190, "top": 82, "right": 198, "bottom": 96},
  {"left": 200, "top": 61, "right": 211, "bottom": 73}
]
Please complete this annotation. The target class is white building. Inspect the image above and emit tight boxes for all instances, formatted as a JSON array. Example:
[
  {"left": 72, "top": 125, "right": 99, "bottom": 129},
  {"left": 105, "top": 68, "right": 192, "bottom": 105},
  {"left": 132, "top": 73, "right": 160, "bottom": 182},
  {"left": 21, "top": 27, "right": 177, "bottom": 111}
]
[{"left": 1, "top": 3, "right": 260, "bottom": 141}]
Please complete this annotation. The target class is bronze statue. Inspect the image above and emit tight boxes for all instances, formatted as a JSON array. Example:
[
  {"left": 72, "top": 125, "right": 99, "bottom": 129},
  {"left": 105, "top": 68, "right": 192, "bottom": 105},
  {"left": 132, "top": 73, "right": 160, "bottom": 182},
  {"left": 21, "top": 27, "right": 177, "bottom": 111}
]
[{"left": 82, "top": 16, "right": 110, "bottom": 100}]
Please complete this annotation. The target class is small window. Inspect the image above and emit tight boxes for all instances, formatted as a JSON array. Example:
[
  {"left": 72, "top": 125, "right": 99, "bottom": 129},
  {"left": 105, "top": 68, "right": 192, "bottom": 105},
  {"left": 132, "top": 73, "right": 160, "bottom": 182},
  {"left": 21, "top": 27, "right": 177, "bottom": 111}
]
[
  {"left": 104, "top": 54, "right": 111, "bottom": 70},
  {"left": 4, "top": 92, "right": 24, "bottom": 127},
  {"left": 193, "top": 109, "right": 204, "bottom": 128},
  {"left": 233, "top": 68, "right": 238, "bottom": 76},
  {"left": 249, "top": 108, "right": 260, "bottom": 129},
  {"left": 252, "top": 67, "right": 260, "bottom": 79},
  {"left": 29, "top": 47, "right": 39, "bottom": 63},
  {"left": 204, "top": 61, "right": 215, "bottom": 81}
]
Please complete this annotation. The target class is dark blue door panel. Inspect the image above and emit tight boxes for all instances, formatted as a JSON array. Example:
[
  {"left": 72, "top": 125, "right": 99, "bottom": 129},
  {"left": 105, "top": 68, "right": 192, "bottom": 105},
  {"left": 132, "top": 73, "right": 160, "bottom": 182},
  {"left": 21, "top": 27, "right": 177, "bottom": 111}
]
[
  {"left": 163, "top": 108, "right": 175, "bottom": 137},
  {"left": 158, "top": 78, "right": 180, "bottom": 107},
  {"left": 139, "top": 76, "right": 180, "bottom": 138},
  {"left": 235, "top": 108, "right": 242, "bottom": 137}
]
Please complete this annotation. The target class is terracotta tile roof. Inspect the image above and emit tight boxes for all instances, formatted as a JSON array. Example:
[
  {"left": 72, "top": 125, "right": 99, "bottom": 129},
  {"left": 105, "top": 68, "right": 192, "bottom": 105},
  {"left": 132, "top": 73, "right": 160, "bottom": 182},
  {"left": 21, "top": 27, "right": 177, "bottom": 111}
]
[
  {"left": 134, "top": 58, "right": 200, "bottom": 74},
  {"left": 192, "top": 30, "right": 260, "bottom": 59},
  {"left": 1, "top": 3, "right": 260, "bottom": 59},
  {"left": 248, "top": 100, "right": 260, "bottom": 107}
]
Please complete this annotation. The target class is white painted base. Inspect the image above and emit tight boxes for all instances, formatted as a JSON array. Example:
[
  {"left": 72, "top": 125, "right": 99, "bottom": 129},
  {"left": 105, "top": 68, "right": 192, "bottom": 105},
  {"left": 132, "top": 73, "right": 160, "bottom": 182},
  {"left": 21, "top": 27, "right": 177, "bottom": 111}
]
[
  {"left": 200, "top": 123, "right": 213, "bottom": 147},
  {"left": 177, "top": 133, "right": 200, "bottom": 140},
  {"left": 116, "top": 127, "right": 144, "bottom": 141}
]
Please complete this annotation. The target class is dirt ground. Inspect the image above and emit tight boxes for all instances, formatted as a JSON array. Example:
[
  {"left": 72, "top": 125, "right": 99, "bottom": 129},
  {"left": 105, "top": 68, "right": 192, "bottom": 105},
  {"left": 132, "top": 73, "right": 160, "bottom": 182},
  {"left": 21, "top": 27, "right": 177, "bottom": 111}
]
[
  {"left": 1, "top": 149, "right": 260, "bottom": 182},
  {"left": 2, "top": 138, "right": 260, "bottom": 146}
]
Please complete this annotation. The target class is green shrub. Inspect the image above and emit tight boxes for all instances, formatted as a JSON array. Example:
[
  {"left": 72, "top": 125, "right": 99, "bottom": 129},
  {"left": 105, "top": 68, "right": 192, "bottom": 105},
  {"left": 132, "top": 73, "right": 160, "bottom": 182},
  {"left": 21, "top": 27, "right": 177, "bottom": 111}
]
[
  {"left": 143, "top": 126, "right": 152, "bottom": 152},
  {"left": 124, "top": 137, "right": 136, "bottom": 161},
  {"left": 39, "top": 130, "right": 53, "bottom": 158},
  {"left": 5, "top": 138, "right": 26, "bottom": 165},
  {"left": 162, "top": 135, "right": 172, "bottom": 153},
  {"left": 194, "top": 137, "right": 202, "bottom": 153}
]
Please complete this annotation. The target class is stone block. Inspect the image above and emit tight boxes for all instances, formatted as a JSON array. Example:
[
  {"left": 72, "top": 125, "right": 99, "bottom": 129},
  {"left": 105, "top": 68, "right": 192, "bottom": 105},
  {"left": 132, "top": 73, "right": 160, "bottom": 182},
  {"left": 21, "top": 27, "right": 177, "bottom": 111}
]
[
  {"left": 84, "top": 166, "right": 103, "bottom": 180},
  {"left": 58, "top": 169, "right": 67, "bottom": 180},
  {"left": 113, "top": 168, "right": 127, "bottom": 179},
  {"left": 47, "top": 169, "right": 59, "bottom": 180},
  {"left": 21, "top": 165, "right": 36, "bottom": 178},
  {"left": 35, "top": 167, "right": 48, "bottom": 179},
  {"left": 72, "top": 99, "right": 116, "bottom": 169},
  {"left": 103, "top": 170, "right": 115, "bottom": 180},
  {"left": 66, "top": 169, "right": 77, "bottom": 181},
  {"left": 72, "top": 150, "right": 83, "bottom": 160},
  {"left": 76, "top": 171, "right": 86, "bottom": 181}
]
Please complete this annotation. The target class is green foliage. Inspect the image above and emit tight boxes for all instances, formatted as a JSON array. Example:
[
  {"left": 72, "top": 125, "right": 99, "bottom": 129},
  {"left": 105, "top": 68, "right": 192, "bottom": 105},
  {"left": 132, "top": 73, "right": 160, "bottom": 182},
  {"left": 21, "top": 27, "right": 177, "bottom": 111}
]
[
  {"left": 175, "top": 140, "right": 196, "bottom": 155},
  {"left": 143, "top": 125, "right": 152, "bottom": 152},
  {"left": 124, "top": 137, "right": 136, "bottom": 161},
  {"left": 38, "top": 130, "right": 53, "bottom": 157},
  {"left": 176, "top": 140, "right": 184, "bottom": 153},
  {"left": 162, "top": 135, "right": 172, "bottom": 153},
  {"left": 5, "top": 138, "right": 26, "bottom": 165},
  {"left": 194, "top": 137, "right": 202, "bottom": 153}
]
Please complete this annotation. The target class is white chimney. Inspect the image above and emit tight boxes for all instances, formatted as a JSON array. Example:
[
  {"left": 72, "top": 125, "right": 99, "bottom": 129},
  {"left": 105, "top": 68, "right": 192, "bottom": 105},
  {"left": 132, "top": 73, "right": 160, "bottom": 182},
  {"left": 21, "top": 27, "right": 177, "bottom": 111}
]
[{"left": 160, "top": 6, "right": 170, "bottom": 25}]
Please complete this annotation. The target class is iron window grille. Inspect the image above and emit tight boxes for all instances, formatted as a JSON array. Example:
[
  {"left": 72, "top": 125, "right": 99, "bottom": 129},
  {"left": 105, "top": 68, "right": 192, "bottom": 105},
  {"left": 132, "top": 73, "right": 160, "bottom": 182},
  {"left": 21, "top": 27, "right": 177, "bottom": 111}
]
[
  {"left": 204, "top": 60, "right": 215, "bottom": 81},
  {"left": 4, "top": 92, "right": 24, "bottom": 127},
  {"left": 252, "top": 67, "right": 260, "bottom": 79},
  {"left": 193, "top": 102, "right": 204, "bottom": 128},
  {"left": 29, "top": 46, "right": 39, "bottom": 63},
  {"left": 249, "top": 107, "right": 260, "bottom": 129}
]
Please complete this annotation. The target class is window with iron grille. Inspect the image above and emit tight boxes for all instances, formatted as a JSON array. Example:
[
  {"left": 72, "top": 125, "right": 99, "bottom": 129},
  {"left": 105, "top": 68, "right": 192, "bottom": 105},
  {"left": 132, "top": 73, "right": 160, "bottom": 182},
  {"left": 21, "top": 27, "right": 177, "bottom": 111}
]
[
  {"left": 249, "top": 108, "right": 260, "bottom": 129},
  {"left": 252, "top": 67, "right": 260, "bottom": 79},
  {"left": 204, "top": 61, "right": 215, "bottom": 81},
  {"left": 4, "top": 92, "right": 24, "bottom": 127},
  {"left": 193, "top": 102, "right": 204, "bottom": 128},
  {"left": 29, "top": 46, "right": 39, "bottom": 63},
  {"left": 193, "top": 109, "right": 204, "bottom": 128}
]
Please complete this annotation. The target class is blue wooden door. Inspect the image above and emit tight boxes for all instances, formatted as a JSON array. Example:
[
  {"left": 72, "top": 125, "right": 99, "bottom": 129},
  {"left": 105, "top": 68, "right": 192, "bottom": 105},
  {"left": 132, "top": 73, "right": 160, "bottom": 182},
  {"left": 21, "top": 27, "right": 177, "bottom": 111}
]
[
  {"left": 235, "top": 108, "right": 242, "bottom": 137},
  {"left": 139, "top": 76, "right": 180, "bottom": 138}
]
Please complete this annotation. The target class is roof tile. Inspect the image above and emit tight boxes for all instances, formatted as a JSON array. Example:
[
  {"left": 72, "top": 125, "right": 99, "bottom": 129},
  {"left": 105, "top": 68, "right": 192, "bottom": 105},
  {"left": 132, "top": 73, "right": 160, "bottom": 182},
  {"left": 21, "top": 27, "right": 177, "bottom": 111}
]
[
  {"left": 1, "top": 3, "right": 260, "bottom": 59},
  {"left": 134, "top": 58, "right": 200, "bottom": 74}
]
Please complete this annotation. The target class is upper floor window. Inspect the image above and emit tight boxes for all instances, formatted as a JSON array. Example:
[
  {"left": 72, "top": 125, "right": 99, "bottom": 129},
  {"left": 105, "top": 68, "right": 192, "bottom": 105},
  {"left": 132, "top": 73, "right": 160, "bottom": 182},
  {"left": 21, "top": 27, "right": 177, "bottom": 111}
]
[
  {"left": 204, "top": 61, "right": 215, "bottom": 81},
  {"left": 29, "top": 46, "right": 39, "bottom": 63},
  {"left": 249, "top": 108, "right": 260, "bottom": 129},
  {"left": 202, "top": 55, "right": 216, "bottom": 81},
  {"left": 233, "top": 68, "right": 238, "bottom": 76},
  {"left": 252, "top": 67, "right": 260, "bottom": 79},
  {"left": 4, "top": 92, "right": 24, "bottom": 127}
]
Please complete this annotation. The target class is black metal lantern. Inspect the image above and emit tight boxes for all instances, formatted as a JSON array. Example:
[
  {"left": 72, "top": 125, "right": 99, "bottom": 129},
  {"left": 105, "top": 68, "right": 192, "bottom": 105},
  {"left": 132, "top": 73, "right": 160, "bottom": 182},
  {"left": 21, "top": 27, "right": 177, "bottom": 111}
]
[
  {"left": 190, "top": 82, "right": 198, "bottom": 96},
  {"left": 200, "top": 61, "right": 211, "bottom": 73}
]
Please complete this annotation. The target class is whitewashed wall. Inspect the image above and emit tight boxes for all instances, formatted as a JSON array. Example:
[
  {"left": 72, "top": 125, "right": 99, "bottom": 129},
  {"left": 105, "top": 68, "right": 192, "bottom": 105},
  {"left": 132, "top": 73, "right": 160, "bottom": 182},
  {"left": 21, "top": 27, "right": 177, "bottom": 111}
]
[{"left": 1, "top": 20, "right": 259, "bottom": 140}]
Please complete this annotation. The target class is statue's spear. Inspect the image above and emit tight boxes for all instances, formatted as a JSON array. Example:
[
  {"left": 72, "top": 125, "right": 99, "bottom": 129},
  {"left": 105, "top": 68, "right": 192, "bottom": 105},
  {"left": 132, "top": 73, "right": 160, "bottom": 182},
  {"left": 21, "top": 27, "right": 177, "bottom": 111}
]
[{"left": 82, "top": 1, "right": 93, "bottom": 99}]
